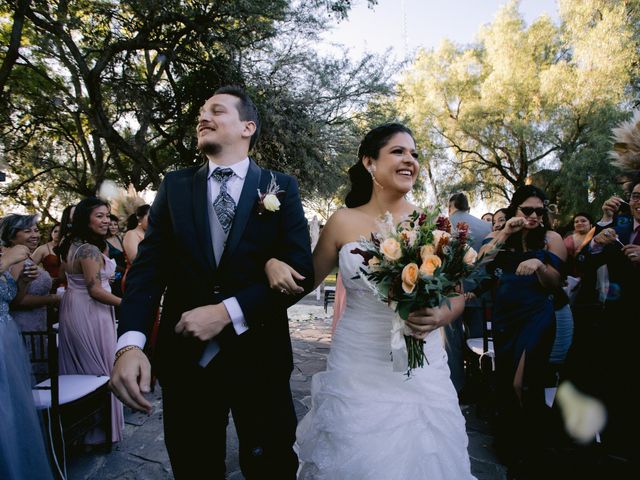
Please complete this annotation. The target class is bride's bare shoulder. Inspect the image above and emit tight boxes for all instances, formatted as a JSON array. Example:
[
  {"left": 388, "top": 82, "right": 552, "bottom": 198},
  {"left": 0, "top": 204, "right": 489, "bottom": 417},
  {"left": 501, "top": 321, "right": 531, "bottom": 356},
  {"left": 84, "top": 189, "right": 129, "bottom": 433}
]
[
  {"left": 326, "top": 207, "right": 364, "bottom": 225},
  {"left": 323, "top": 207, "right": 370, "bottom": 240}
]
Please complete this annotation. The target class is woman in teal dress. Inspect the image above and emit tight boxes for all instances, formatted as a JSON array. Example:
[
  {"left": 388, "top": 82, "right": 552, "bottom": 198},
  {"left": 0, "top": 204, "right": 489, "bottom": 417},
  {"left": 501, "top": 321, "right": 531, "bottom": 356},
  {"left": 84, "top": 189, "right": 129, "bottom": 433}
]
[
  {"left": 0, "top": 244, "right": 54, "bottom": 479},
  {"left": 480, "top": 185, "right": 567, "bottom": 476}
]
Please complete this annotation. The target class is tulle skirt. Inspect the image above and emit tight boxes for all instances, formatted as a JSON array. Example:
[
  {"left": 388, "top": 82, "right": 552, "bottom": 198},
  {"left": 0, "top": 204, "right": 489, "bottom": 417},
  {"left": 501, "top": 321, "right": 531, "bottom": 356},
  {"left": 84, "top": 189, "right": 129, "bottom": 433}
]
[{"left": 0, "top": 314, "right": 54, "bottom": 479}]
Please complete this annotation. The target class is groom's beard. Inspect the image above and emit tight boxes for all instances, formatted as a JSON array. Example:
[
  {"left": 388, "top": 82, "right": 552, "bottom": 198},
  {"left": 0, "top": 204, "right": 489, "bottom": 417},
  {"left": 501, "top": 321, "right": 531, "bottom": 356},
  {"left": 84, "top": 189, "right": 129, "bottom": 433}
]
[{"left": 199, "top": 141, "right": 222, "bottom": 156}]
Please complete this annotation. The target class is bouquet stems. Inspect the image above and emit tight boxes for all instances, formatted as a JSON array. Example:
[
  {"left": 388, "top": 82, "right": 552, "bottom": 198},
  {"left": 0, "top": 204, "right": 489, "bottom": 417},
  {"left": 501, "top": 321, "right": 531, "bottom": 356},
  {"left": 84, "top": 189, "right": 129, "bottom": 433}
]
[{"left": 405, "top": 335, "right": 428, "bottom": 375}]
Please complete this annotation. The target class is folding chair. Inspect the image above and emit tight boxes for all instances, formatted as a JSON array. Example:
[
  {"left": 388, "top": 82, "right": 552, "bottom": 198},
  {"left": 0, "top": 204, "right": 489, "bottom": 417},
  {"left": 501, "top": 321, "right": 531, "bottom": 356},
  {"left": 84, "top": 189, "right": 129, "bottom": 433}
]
[
  {"left": 22, "top": 307, "right": 112, "bottom": 479},
  {"left": 463, "top": 298, "right": 496, "bottom": 417}
]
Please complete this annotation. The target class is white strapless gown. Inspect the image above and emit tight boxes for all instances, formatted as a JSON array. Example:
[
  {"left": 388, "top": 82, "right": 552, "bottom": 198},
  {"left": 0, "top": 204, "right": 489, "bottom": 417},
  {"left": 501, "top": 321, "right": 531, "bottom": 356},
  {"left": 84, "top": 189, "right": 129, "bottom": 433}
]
[{"left": 297, "top": 243, "right": 475, "bottom": 479}]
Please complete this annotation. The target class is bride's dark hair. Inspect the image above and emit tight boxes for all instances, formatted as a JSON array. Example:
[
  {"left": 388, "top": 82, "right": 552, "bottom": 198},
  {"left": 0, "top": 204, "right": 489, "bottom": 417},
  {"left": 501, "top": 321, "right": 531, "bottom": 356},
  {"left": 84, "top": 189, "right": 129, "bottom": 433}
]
[{"left": 344, "top": 123, "right": 415, "bottom": 208}]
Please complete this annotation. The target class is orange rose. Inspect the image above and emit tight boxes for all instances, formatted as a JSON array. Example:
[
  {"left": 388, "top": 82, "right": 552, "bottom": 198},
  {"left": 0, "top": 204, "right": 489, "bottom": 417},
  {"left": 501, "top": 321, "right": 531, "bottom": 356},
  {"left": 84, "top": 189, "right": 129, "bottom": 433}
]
[
  {"left": 368, "top": 256, "right": 381, "bottom": 269},
  {"left": 401, "top": 262, "right": 419, "bottom": 293},
  {"left": 380, "top": 238, "right": 402, "bottom": 261},
  {"left": 420, "top": 244, "right": 435, "bottom": 260},
  {"left": 420, "top": 254, "right": 442, "bottom": 277}
]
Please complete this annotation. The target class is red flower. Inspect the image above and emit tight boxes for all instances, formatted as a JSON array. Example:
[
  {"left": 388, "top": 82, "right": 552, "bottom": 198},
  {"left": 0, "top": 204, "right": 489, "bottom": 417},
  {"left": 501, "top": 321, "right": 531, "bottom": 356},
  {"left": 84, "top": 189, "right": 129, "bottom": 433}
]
[
  {"left": 350, "top": 247, "right": 375, "bottom": 266},
  {"left": 456, "top": 222, "right": 469, "bottom": 244},
  {"left": 436, "top": 215, "right": 451, "bottom": 233}
]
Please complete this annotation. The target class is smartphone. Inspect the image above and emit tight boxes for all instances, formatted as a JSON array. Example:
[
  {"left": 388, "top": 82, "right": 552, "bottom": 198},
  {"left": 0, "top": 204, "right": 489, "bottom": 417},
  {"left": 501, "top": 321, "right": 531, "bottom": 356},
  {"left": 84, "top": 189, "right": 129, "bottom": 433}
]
[{"left": 617, "top": 200, "right": 631, "bottom": 216}]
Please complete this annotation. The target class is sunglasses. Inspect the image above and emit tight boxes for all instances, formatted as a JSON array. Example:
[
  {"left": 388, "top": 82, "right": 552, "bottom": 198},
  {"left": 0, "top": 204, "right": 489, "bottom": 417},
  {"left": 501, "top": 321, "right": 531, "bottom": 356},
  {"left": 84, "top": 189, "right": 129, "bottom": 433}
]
[{"left": 518, "top": 206, "right": 546, "bottom": 217}]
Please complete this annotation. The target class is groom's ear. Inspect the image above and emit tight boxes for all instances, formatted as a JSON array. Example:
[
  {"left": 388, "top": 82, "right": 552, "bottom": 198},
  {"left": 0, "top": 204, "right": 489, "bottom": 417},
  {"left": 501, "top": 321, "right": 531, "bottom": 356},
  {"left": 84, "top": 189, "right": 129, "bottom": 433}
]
[{"left": 241, "top": 121, "right": 257, "bottom": 140}]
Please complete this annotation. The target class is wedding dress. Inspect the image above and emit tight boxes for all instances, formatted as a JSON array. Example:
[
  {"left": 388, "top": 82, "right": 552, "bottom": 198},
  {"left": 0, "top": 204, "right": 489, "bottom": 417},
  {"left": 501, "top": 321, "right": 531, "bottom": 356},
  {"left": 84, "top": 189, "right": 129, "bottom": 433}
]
[{"left": 297, "top": 243, "right": 475, "bottom": 479}]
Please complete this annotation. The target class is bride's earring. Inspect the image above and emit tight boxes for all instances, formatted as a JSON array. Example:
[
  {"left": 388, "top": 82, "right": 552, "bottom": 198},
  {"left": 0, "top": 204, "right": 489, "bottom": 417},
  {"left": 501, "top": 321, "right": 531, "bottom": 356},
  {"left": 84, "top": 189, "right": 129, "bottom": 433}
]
[{"left": 368, "top": 165, "right": 384, "bottom": 190}]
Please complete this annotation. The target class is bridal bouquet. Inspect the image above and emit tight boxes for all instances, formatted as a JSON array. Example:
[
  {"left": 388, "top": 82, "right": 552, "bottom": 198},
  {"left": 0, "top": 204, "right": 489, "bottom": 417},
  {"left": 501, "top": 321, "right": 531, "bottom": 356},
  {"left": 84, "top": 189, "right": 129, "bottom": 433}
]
[{"left": 351, "top": 209, "right": 482, "bottom": 375}]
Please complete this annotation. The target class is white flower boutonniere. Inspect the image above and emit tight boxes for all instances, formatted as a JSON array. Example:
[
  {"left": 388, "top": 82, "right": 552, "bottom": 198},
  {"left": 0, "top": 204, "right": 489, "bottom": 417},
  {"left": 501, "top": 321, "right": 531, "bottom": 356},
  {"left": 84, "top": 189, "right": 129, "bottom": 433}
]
[{"left": 257, "top": 172, "right": 285, "bottom": 214}]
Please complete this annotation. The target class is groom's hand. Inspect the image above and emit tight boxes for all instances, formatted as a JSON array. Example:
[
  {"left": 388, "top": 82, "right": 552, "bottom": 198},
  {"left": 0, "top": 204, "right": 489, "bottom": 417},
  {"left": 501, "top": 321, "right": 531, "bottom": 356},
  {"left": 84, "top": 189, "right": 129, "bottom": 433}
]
[
  {"left": 175, "top": 303, "right": 231, "bottom": 341},
  {"left": 110, "top": 347, "right": 153, "bottom": 414}
]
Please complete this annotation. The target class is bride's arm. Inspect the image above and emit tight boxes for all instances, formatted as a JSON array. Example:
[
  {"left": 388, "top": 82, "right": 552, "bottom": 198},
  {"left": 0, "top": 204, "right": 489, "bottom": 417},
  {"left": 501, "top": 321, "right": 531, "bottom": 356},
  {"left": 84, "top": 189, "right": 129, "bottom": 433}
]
[{"left": 265, "top": 210, "right": 344, "bottom": 293}]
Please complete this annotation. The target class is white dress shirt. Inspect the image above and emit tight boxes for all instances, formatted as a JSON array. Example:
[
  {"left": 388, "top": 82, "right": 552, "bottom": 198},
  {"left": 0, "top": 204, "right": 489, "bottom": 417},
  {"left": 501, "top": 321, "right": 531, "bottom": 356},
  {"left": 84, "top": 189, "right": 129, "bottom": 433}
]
[{"left": 116, "top": 158, "right": 251, "bottom": 352}]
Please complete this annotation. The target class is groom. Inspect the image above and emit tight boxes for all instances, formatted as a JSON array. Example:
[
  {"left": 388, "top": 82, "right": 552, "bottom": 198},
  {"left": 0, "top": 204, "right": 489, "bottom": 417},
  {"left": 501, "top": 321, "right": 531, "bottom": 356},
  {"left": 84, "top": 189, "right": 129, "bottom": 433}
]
[{"left": 110, "top": 85, "right": 314, "bottom": 479}]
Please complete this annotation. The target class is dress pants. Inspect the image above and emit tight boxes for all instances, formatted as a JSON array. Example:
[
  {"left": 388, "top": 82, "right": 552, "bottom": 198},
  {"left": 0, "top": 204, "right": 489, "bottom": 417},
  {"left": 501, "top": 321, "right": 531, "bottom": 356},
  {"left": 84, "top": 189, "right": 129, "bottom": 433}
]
[{"left": 161, "top": 348, "right": 298, "bottom": 479}]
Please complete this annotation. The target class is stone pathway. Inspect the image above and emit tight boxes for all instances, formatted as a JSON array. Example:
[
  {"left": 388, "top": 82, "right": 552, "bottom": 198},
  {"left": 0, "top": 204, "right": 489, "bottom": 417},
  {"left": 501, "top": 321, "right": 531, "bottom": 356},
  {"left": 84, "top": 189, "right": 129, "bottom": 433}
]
[{"left": 67, "top": 296, "right": 506, "bottom": 479}]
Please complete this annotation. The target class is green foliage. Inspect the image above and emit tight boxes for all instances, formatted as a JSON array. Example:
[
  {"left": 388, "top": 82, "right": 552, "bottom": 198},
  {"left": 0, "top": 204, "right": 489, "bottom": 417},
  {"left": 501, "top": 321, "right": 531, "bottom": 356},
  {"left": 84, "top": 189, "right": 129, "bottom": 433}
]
[
  {"left": 0, "top": 0, "right": 392, "bottom": 220},
  {"left": 326, "top": 0, "right": 378, "bottom": 20},
  {"left": 551, "top": 107, "right": 629, "bottom": 224},
  {"left": 397, "top": 0, "right": 639, "bottom": 216}
]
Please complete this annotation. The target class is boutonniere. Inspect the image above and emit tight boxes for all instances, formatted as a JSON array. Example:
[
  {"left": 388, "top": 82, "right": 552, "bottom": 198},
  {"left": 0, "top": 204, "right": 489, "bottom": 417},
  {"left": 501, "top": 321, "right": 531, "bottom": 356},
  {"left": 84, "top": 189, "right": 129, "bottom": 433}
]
[{"left": 257, "top": 172, "right": 285, "bottom": 214}]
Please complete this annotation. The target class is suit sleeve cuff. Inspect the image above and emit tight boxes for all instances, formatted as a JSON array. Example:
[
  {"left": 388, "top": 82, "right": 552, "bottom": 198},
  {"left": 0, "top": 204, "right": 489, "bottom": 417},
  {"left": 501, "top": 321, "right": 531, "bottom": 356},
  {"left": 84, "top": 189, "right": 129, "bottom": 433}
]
[
  {"left": 116, "top": 331, "right": 147, "bottom": 351},
  {"left": 223, "top": 297, "right": 249, "bottom": 335}
]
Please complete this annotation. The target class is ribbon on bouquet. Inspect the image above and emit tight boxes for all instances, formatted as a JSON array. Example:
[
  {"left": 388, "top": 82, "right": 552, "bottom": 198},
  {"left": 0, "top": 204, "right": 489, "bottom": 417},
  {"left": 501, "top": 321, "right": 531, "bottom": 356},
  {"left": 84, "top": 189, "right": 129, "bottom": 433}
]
[{"left": 390, "top": 313, "right": 409, "bottom": 372}]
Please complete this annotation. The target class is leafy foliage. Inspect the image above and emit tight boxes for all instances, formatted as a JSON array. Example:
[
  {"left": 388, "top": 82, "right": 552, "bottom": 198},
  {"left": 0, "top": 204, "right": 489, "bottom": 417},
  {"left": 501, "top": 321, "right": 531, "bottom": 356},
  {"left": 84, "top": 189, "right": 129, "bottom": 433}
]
[
  {"left": 397, "top": 0, "right": 639, "bottom": 218},
  {"left": 0, "top": 0, "right": 392, "bottom": 220}
]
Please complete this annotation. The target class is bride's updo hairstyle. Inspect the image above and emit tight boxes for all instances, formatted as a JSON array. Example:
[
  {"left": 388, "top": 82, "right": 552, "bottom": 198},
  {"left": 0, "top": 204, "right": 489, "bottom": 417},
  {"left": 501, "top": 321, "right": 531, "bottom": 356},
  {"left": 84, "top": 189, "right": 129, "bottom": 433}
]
[{"left": 344, "top": 123, "right": 415, "bottom": 208}]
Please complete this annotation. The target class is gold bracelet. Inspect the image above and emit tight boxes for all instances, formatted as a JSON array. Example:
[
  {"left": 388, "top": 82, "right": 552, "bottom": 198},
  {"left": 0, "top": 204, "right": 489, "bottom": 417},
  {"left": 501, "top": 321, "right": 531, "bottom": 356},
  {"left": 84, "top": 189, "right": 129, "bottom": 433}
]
[{"left": 114, "top": 345, "right": 142, "bottom": 364}]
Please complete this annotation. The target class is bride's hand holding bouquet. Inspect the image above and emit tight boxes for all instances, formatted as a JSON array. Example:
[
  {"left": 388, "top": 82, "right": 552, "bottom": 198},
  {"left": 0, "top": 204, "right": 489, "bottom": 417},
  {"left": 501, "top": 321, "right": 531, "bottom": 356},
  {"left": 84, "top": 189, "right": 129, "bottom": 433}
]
[{"left": 352, "top": 210, "right": 486, "bottom": 375}]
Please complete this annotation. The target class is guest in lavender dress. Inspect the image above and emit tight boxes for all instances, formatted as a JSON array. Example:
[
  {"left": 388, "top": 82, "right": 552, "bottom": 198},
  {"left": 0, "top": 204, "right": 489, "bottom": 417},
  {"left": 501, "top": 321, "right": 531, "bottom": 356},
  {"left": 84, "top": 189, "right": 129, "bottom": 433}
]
[
  {"left": 0, "top": 214, "right": 60, "bottom": 334},
  {"left": 0, "top": 215, "right": 60, "bottom": 381},
  {"left": 0, "top": 243, "right": 54, "bottom": 479},
  {"left": 58, "top": 198, "right": 124, "bottom": 444}
]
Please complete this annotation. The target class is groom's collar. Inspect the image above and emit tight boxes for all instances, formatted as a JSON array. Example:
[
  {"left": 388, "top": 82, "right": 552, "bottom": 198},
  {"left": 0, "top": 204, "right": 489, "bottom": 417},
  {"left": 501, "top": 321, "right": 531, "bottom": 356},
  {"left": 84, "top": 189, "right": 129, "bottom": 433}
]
[{"left": 207, "top": 157, "right": 250, "bottom": 180}]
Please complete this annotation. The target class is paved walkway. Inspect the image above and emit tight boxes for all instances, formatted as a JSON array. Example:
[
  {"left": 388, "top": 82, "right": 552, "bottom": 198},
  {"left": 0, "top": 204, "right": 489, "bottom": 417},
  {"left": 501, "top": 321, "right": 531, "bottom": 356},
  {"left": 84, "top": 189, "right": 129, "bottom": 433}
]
[{"left": 67, "top": 294, "right": 506, "bottom": 479}]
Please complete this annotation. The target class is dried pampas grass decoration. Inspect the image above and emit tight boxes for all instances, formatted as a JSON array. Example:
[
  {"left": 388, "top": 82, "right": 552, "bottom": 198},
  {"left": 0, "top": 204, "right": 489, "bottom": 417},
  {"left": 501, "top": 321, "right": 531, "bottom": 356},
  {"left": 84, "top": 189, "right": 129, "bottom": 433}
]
[
  {"left": 97, "top": 180, "right": 145, "bottom": 224},
  {"left": 610, "top": 110, "right": 640, "bottom": 189}
]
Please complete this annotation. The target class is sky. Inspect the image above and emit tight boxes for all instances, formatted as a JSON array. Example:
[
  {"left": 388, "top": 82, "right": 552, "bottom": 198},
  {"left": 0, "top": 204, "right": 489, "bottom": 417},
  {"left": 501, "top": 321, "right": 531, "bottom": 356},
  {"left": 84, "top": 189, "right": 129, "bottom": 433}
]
[{"left": 318, "top": 0, "right": 559, "bottom": 60}]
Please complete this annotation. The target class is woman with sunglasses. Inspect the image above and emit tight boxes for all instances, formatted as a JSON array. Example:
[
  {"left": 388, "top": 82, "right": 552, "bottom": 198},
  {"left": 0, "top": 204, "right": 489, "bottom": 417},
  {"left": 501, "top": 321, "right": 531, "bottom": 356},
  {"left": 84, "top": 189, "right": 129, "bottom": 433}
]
[{"left": 479, "top": 185, "right": 567, "bottom": 476}]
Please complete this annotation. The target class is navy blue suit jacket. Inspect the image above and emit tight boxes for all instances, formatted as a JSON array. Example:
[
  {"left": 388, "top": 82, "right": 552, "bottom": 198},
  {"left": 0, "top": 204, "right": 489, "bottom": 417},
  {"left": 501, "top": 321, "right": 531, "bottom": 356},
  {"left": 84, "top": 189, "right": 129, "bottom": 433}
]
[
  {"left": 118, "top": 160, "right": 314, "bottom": 380},
  {"left": 576, "top": 215, "right": 635, "bottom": 306}
]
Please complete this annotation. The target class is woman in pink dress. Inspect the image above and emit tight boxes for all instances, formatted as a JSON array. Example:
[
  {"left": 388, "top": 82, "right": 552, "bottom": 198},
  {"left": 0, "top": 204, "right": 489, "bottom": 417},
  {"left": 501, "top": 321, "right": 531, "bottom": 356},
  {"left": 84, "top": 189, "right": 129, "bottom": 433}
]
[{"left": 58, "top": 197, "right": 124, "bottom": 444}]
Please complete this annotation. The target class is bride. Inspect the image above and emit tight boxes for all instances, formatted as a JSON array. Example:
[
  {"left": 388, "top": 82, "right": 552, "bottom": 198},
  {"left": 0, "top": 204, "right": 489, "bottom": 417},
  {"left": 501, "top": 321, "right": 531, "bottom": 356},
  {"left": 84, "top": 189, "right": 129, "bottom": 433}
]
[{"left": 265, "top": 123, "right": 475, "bottom": 479}]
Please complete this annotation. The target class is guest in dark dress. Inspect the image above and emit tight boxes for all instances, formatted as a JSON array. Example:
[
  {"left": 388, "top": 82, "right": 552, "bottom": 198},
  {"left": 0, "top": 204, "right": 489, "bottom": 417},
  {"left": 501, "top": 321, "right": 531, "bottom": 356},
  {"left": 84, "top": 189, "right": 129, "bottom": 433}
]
[
  {"left": 32, "top": 223, "right": 62, "bottom": 293},
  {"left": 106, "top": 214, "right": 126, "bottom": 301},
  {"left": 557, "top": 179, "right": 640, "bottom": 475},
  {"left": 479, "top": 185, "right": 567, "bottom": 476}
]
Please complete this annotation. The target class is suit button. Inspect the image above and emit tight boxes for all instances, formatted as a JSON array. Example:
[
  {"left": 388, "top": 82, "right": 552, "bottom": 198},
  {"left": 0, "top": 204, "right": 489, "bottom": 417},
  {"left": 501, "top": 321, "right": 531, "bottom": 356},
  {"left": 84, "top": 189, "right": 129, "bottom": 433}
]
[{"left": 213, "top": 285, "right": 221, "bottom": 294}]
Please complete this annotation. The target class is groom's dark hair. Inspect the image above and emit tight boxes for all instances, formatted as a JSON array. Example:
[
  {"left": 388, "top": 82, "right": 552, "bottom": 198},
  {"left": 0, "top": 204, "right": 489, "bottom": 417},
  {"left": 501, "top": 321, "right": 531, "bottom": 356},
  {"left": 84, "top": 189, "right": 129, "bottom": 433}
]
[{"left": 214, "top": 85, "right": 261, "bottom": 150}]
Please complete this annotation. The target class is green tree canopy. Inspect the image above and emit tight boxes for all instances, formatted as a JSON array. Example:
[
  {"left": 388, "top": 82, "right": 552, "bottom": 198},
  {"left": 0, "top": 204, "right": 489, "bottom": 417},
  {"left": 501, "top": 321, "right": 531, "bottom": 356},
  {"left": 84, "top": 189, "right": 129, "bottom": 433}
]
[
  {"left": 397, "top": 0, "right": 639, "bottom": 219},
  {"left": 0, "top": 0, "right": 392, "bottom": 219}
]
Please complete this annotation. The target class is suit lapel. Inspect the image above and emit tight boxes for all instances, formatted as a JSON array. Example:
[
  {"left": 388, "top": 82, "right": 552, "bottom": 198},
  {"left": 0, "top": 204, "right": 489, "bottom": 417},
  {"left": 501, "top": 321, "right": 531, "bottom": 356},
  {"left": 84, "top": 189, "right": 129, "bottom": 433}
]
[
  {"left": 219, "top": 159, "right": 261, "bottom": 267},
  {"left": 192, "top": 162, "right": 217, "bottom": 271}
]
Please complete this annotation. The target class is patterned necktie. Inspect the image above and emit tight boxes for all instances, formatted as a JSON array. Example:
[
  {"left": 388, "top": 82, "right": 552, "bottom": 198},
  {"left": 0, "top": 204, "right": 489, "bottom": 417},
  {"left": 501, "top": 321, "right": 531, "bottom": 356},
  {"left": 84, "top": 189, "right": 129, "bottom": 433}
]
[
  {"left": 633, "top": 225, "right": 640, "bottom": 246},
  {"left": 211, "top": 168, "right": 236, "bottom": 234}
]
